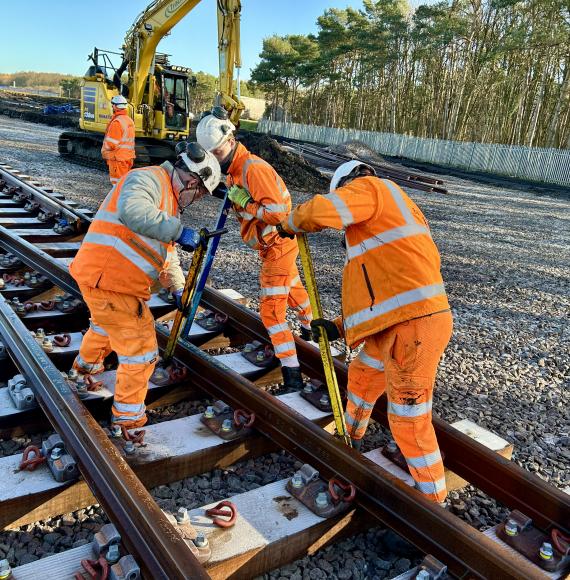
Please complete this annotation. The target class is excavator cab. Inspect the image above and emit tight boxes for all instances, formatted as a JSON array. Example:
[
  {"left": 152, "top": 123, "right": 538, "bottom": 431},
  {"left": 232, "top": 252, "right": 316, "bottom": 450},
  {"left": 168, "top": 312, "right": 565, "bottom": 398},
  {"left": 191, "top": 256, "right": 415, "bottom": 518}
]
[{"left": 161, "top": 71, "right": 189, "bottom": 131}]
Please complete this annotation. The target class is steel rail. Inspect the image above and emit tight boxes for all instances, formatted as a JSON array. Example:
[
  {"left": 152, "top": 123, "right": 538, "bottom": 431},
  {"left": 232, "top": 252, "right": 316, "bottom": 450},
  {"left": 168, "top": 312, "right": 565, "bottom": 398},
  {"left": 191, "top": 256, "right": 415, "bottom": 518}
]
[
  {"left": 0, "top": 224, "right": 79, "bottom": 297},
  {"left": 157, "top": 329, "right": 544, "bottom": 580},
  {"left": 0, "top": 295, "right": 209, "bottom": 580},
  {"left": 201, "top": 286, "right": 570, "bottom": 533},
  {"left": 0, "top": 165, "right": 91, "bottom": 230}
]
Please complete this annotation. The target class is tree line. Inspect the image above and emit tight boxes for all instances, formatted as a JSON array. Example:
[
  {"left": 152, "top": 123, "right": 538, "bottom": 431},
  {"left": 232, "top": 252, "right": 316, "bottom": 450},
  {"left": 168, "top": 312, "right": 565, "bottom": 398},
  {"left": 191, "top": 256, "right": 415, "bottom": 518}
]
[{"left": 250, "top": 0, "right": 570, "bottom": 149}]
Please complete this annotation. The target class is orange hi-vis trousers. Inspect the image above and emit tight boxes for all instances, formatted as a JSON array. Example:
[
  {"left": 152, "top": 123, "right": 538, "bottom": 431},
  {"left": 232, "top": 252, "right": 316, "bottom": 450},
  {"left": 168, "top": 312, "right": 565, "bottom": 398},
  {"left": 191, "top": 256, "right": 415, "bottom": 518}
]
[
  {"left": 73, "top": 285, "right": 159, "bottom": 428},
  {"left": 107, "top": 160, "right": 133, "bottom": 185},
  {"left": 345, "top": 310, "right": 453, "bottom": 502},
  {"left": 259, "top": 239, "right": 312, "bottom": 367}
]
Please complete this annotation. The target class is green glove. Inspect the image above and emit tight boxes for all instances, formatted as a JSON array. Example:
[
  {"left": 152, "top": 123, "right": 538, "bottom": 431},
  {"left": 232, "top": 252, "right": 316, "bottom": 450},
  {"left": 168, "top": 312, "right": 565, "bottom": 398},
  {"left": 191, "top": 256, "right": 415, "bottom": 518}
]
[{"left": 228, "top": 185, "right": 253, "bottom": 209}]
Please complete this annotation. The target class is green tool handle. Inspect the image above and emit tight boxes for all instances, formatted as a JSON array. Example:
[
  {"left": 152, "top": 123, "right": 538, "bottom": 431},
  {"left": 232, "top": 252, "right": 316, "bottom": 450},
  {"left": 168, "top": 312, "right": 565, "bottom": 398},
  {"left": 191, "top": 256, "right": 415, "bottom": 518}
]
[
  {"left": 162, "top": 227, "right": 227, "bottom": 365},
  {"left": 297, "top": 233, "right": 351, "bottom": 446}
]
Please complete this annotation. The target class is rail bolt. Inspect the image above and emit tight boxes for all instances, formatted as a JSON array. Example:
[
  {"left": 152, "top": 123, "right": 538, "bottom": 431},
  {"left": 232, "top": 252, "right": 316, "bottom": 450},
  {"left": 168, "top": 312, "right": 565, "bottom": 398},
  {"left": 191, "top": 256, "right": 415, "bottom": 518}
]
[
  {"left": 68, "top": 369, "right": 79, "bottom": 381},
  {"left": 504, "top": 519, "right": 518, "bottom": 536},
  {"left": 194, "top": 532, "right": 208, "bottom": 549},
  {"left": 315, "top": 492, "right": 329, "bottom": 508},
  {"left": 303, "top": 383, "right": 314, "bottom": 394},
  {"left": 124, "top": 441, "right": 136, "bottom": 455},
  {"left": 319, "top": 394, "right": 330, "bottom": 406},
  {"left": 176, "top": 507, "right": 190, "bottom": 525},
  {"left": 23, "top": 272, "right": 31, "bottom": 281},
  {"left": 386, "top": 441, "right": 398, "bottom": 454},
  {"left": 221, "top": 419, "right": 233, "bottom": 432},
  {"left": 204, "top": 406, "right": 215, "bottom": 419},
  {"left": 36, "top": 328, "right": 46, "bottom": 340},
  {"left": 50, "top": 447, "right": 63, "bottom": 461},
  {"left": 415, "top": 570, "right": 430, "bottom": 580},
  {"left": 106, "top": 543, "right": 120, "bottom": 564},
  {"left": 111, "top": 425, "right": 122, "bottom": 438},
  {"left": 0, "top": 559, "right": 11, "bottom": 580},
  {"left": 291, "top": 474, "right": 304, "bottom": 489},
  {"left": 539, "top": 542, "right": 553, "bottom": 560}
]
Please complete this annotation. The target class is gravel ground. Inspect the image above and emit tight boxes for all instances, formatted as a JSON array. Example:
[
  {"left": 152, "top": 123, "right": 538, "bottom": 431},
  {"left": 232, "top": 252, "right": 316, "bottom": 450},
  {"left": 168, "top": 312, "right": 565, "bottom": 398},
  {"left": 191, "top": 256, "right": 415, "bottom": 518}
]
[{"left": 0, "top": 116, "right": 568, "bottom": 577}]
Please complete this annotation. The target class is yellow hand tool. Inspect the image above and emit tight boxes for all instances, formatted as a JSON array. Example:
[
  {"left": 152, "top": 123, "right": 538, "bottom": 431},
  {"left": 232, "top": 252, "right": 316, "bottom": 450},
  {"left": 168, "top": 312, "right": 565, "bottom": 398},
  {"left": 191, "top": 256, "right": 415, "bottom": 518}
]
[
  {"left": 297, "top": 233, "right": 351, "bottom": 447},
  {"left": 162, "top": 227, "right": 227, "bottom": 365}
]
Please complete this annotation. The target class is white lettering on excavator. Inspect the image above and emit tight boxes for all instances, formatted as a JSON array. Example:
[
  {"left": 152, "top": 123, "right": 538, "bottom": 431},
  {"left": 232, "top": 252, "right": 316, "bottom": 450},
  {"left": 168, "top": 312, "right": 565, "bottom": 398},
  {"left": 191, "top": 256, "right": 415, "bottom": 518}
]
[
  {"left": 84, "top": 111, "right": 95, "bottom": 120},
  {"left": 165, "top": 0, "right": 185, "bottom": 18}
]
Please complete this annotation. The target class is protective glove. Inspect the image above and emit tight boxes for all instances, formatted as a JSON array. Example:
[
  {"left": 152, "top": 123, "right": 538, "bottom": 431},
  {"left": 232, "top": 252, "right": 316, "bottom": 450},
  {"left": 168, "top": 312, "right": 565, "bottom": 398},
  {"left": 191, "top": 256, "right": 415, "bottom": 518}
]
[
  {"left": 173, "top": 289, "right": 184, "bottom": 309},
  {"left": 276, "top": 222, "right": 295, "bottom": 239},
  {"left": 176, "top": 227, "right": 201, "bottom": 252},
  {"left": 228, "top": 185, "right": 253, "bottom": 209},
  {"left": 310, "top": 318, "right": 340, "bottom": 342}
]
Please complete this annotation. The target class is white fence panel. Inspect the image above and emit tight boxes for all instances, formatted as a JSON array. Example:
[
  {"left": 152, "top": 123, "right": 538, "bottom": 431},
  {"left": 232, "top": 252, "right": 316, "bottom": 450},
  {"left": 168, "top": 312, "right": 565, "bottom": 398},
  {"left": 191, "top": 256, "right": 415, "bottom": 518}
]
[{"left": 257, "top": 120, "right": 570, "bottom": 187}]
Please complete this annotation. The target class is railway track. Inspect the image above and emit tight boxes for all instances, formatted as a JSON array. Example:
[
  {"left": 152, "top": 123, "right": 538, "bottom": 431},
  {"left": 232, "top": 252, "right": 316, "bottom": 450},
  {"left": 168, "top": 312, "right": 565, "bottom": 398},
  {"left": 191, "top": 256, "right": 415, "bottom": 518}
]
[{"left": 0, "top": 162, "right": 568, "bottom": 579}]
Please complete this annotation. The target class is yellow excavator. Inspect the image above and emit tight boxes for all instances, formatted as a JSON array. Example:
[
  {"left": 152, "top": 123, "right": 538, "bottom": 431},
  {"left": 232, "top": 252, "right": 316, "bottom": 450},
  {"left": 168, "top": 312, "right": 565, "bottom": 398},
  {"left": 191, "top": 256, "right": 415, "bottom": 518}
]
[{"left": 58, "top": 0, "right": 244, "bottom": 166}]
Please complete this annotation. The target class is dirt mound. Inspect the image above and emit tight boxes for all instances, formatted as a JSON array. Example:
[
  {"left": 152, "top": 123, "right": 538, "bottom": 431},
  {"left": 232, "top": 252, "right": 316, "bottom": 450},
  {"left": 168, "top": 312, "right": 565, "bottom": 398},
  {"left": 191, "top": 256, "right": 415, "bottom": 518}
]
[
  {"left": 0, "top": 92, "right": 79, "bottom": 129},
  {"left": 328, "top": 140, "right": 385, "bottom": 165},
  {"left": 237, "top": 131, "right": 328, "bottom": 192}
]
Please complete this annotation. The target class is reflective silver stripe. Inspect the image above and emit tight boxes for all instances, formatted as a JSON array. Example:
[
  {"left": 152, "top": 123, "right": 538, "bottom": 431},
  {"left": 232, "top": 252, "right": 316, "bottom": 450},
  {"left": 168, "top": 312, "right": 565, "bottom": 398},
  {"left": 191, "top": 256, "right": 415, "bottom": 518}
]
[
  {"left": 347, "top": 391, "right": 374, "bottom": 410},
  {"left": 267, "top": 322, "right": 290, "bottom": 336},
  {"left": 113, "top": 401, "right": 145, "bottom": 413},
  {"left": 293, "top": 299, "right": 311, "bottom": 311},
  {"left": 110, "top": 178, "right": 119, "bottom": 184},
  {"left": 265, "top": 203, "right": 288, "bottom": 213},
  {"left": 261, "top": 225, "right": 276, "bottom": 237},
  {"left": 74, "top": 355, "right": 104, "bottom": 373},
  {"left": 260, "top": 285, "right": 290, "bottom": 297},
  {"left": 246, "top": 238, "right": 258, "bottom": 249},
  {"left": 89, "top": 320, "right": 108, "bottom": 337},
  {"left": 383, "top": 179, "right": 414, "bottom": 224},
  {"left": 346, "top": 224, "right": 430, "bottom": 261},
  {"left": 387, "top": 400, "right": 432, "bottom": 417},
  {"left": 287, "top": 212, "right": 305, "bottom": 233},
  {"left": 327, "top": 192, "right": 354, "bottom": 227},
  {"left": 298, "top": 314, "right": 311, "bottom": 323},
  {"left": 117, "top": 349, "right": 158, "bottom": 365},
  {"left": 256, "top": 207, "right": 265, "bottom": 220},
  {"left": 117, "top": 144, "right": 135, "bottom": 150},
  {"left": 95, "top": 209, "right": 122, "bottom": 225},
  {"left": 117, "top": 116, "right": 133, "bottom": 143},
  {"left": 237, "top": 210, "right": 254, "bottom": 221},
  {"left": 290, "top": 276, "right": 300, "bottom": 286},
  {"left": 358, "top": 350, "right": 384, "bottom": 371},
  {"left": 274, "top": 341, "right": 296, "bottom": 355},
  {"left": 345, "top": 412, "right": 368, "bottom": 429},
  {"left": 82, "top": 232, "right": 158, "bottom": 278},
  {"left": 242, "top": 158, "right": 267, "bottom": 190},
  {"left": 280, "top": 354, "right": 299, "bottom": 367},
  {"left": 406, "top": 450, "right": 442, "bottom": 469},
  {"left": 103, "top": 136, "right": 120, "bottom": 144},
  {"left": 415, "top": 477, "right": 447, "bottom": 495},
  {"left": 344, "top": 284, "right": 446, "bottom": 330}
]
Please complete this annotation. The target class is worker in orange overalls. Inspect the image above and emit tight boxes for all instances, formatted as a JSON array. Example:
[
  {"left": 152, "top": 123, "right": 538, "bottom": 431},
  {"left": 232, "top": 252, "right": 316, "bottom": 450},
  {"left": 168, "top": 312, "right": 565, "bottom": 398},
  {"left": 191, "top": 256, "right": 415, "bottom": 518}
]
[
  {"left": 278, "top": 160, "right": 453, "bottom": 504},
  {"left": 70, "top": 143, "right": 221, "bottom": 428},
  {"left": 196, "top": 108, "right": 313, "bottom": 390},
  {"left": 101, "top": 95, "right": 136, "bottom": 185}
]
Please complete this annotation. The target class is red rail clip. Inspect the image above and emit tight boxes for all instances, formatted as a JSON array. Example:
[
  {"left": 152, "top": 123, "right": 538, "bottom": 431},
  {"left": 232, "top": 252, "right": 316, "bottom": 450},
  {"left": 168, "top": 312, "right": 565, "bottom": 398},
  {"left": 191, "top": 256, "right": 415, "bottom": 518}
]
[
  {"left": 18, "top": 445, "right": 46, "bottom": 471},
  {"left": 328, "top": 478, "right": 356, "bottom": 504},
  {"left": 205, "top": 500, "right": 237, "bottom": 528},
  {"left": 233, "top": 409, "right": 255, "bottom": 429}
]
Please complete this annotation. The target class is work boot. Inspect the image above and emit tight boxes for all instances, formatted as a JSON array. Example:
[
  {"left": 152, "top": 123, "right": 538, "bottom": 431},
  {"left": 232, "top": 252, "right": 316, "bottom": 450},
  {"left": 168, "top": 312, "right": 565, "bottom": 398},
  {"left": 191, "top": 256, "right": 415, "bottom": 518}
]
[
  {"left": 300, "top": 327, "right": 312, "bottom": 342},
  {"left": 282, "top": 366, "right": 304, "bottom": 390},
  {"left": 351, "top": 438, "right": 363, "bottom": 451}
]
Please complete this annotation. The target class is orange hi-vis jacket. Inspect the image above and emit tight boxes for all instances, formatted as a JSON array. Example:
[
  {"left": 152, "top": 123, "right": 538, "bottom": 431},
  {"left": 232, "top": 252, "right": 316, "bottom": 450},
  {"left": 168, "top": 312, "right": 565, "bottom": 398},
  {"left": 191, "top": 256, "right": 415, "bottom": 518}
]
[
  {"left": 227, "top": 143, "right": 292, "bottom": 250},
  {"left": 101, "top": 109, "right": 135, "bottom": 162},
  {"left": 284, "top": 177, "right": 450, "bottom": 346},
  {"left": 70, "top": 166, "right": 180, "bottom": 300}
]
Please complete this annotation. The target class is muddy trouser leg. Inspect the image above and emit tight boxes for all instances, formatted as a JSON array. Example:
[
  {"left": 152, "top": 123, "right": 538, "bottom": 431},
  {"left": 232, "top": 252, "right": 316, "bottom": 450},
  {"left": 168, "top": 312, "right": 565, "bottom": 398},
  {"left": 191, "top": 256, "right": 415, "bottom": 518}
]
[
  {"left": 73, "top": 318, "right": 113, "bottom": 375},
  {"left": 345, "top": 337, "right": 387, "bottom": 441},
  {"left": 382, "top": 311, "right": 453, "bottom": 502},
  {"left": 78, "top": 286, "right": 159, "bottom": 429}
]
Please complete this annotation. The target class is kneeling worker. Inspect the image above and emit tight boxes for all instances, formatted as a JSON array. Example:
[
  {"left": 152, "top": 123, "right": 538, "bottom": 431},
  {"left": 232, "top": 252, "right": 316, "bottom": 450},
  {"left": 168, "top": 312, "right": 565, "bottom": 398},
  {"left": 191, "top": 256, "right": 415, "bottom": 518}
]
[
  {"left": 196, "top": 108, "right": 313, "bottom": 390},
  {"left": 278, "top": 161, "right": 453, "bottom": 503},
  {"left": 70, "top": 143, "right": 221, "bottom": 428}
]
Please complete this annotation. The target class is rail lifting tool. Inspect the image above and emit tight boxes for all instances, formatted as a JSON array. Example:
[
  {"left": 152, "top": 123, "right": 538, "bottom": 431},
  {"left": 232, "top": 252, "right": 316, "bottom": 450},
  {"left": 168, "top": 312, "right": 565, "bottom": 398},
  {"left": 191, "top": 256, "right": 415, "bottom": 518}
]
[
  {"left": 297, "top": 233, "right": 351, "bottom": 447},
  {"left": 162, "top": 189, "right": 231, "bottom": 365}
]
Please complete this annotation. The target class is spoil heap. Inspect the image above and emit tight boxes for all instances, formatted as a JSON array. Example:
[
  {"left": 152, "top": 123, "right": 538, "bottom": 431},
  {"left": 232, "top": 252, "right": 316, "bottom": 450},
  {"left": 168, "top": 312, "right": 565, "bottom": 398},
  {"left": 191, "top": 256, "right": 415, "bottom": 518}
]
[{"left": 237, "top": 131, "right": 328, "bottom": 193}]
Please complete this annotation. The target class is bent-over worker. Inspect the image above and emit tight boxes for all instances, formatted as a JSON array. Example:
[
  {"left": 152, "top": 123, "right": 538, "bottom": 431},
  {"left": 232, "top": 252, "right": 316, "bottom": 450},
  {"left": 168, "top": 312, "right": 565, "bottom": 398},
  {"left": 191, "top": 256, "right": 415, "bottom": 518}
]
[
  {"left": 278, "top": 160, "right": 452, "bottom": 503},
  {"left": 196, "top": 107, "right": 313, "bottom": 390},
  {"left": 70, "top": 143, "right": 221, "bottom": 428},
  {"left": 101, "top": 95, "right": 136, "bottom": 185}
]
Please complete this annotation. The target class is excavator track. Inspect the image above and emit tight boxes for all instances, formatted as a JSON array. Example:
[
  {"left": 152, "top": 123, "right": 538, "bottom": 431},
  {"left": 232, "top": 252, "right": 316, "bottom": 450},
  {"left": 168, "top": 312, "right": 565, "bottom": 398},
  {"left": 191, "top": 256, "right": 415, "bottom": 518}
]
[{"left": 58, "top": 130, "right": 179, "bottom": 169}]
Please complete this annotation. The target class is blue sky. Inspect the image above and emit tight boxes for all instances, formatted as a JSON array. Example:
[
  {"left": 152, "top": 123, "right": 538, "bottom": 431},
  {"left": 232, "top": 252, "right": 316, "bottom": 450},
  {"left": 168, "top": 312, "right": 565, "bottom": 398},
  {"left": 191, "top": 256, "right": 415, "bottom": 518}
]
[{"left": 0, "top": 0, "right": 378, "bottom": 79}]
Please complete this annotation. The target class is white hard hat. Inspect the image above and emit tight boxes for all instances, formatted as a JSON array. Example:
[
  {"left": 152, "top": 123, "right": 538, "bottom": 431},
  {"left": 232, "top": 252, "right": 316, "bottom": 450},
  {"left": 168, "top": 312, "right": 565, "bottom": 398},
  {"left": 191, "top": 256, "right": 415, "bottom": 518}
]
[
  {"left": 177, "top": 142, "right": 221, "bottom": 194},
  {"left": 196, "top": 108, "right": 235, "bottom": 151},
  {"left": 330, "top": 160, "right": 375, "bottom": 192},
  {"left": 111, "top": 95, "right": 128, "bottom": 109}
]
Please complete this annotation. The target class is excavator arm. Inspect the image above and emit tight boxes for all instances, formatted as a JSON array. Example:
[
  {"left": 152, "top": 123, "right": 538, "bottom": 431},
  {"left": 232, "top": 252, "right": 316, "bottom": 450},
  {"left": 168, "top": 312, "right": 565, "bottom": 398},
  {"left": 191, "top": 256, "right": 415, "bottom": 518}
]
[{"left": 124, "top": 0, "right": 244, "bottom": 124}]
